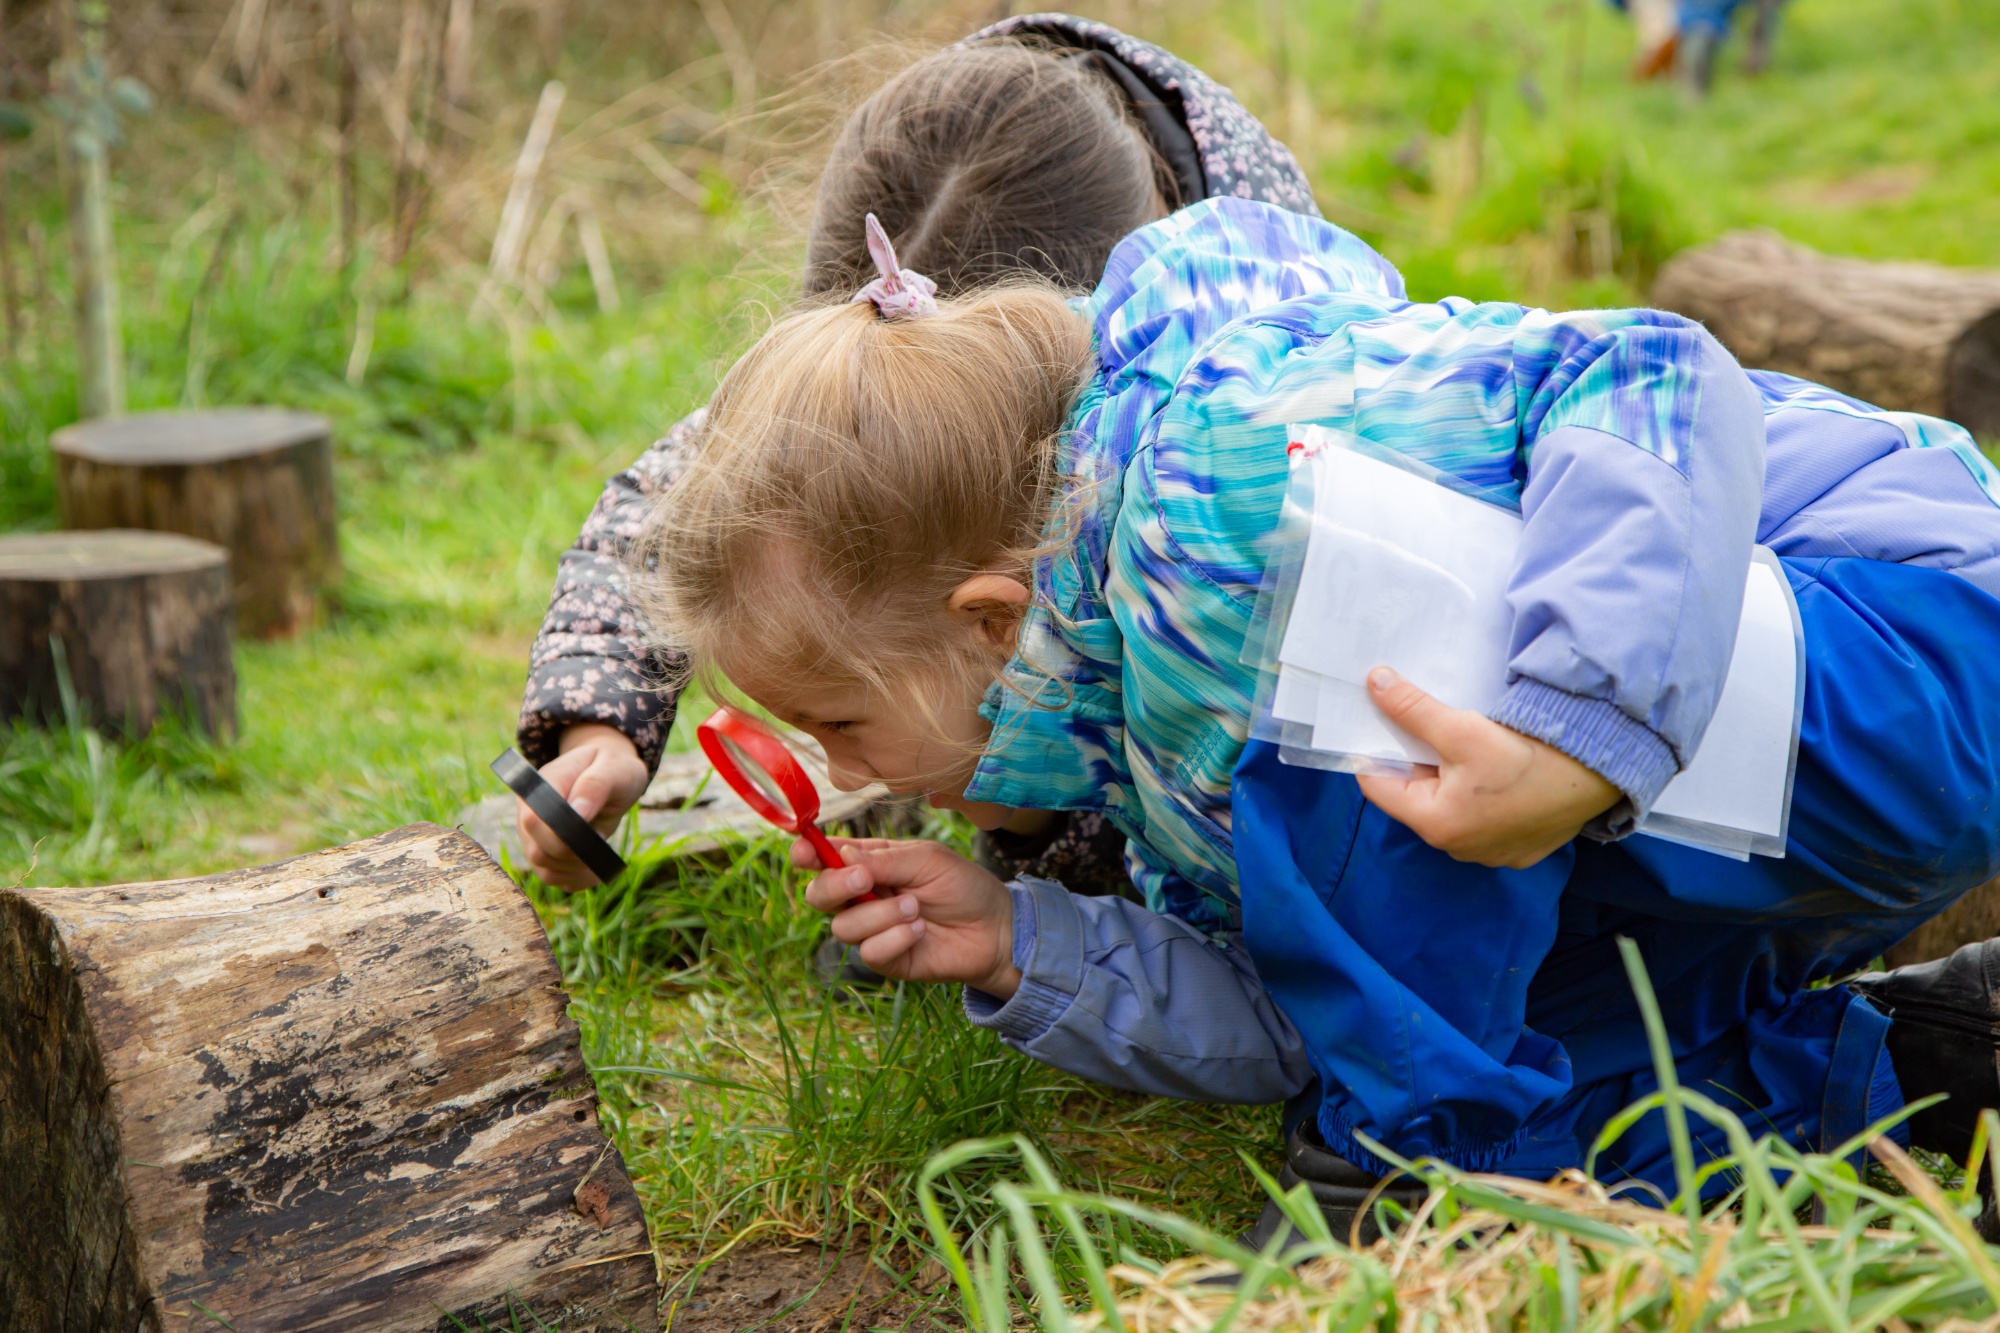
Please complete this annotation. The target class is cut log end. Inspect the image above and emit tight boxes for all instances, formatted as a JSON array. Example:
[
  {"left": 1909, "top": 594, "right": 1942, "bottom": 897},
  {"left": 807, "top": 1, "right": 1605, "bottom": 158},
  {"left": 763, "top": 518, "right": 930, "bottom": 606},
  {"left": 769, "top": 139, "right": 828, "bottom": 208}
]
[
  {"left": 0, "top": 529, "right": 236, "bottom": 738},
  {"left": 54, "top": 407, "right": 341, "bottom": 639},
  {"left": 0, "top": 894, "right": 155, "bottom": 1333},
  {"left": 0, "top": 825, "right": 660, "bottom": 1332}
]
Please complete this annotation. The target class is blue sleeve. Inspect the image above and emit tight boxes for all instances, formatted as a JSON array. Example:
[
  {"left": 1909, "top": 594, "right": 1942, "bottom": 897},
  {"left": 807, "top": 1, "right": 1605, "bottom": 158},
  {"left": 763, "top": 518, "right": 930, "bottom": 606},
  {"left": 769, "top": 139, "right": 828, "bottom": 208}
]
[
  {"left": 1490, "top": 316, "right": 1766, "bottom": 829},
  {"left": 961, "top": 878, "right": 1313, "bottom": 1104}
]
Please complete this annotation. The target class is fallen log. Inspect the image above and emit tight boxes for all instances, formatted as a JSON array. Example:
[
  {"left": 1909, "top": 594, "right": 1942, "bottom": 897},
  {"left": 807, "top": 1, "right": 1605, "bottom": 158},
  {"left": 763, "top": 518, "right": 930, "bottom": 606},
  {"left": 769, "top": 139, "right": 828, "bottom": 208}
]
[
  {"left": 1651, "top": 230, "right": 2000, "bottom": 438},
  {"left": 53, "top": 407, "right": 341, "bottom": 638},
  {"left": 0, "top": 529, "right": 236, "bottom": 738},
  {"left": 0, "top": 824, "right": 659, "bottom": 1333}
]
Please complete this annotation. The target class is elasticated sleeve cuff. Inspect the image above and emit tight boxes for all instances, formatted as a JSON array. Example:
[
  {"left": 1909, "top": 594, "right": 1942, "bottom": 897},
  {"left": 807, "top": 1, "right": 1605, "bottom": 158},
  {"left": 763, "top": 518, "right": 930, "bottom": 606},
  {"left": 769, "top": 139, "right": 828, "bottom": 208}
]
[
  {"left": 1489, "top": 677, "right": 1680, "bottom": 825},
  {"left": 963, "top": 878, "right": 1082, "bottom": 1042}
]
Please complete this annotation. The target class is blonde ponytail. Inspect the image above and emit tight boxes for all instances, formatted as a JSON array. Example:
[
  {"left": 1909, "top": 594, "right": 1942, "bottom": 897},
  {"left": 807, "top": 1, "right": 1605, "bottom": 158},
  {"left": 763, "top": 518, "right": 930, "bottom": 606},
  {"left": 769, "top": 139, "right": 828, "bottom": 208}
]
[{"left": 638, "top": 284, "right": 1093, "bottom": 730}]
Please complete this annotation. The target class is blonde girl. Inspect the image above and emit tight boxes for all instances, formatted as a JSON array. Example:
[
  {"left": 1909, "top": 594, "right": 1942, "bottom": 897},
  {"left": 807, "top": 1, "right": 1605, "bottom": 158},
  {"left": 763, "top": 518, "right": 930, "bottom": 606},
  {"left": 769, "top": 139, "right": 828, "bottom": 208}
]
[{"left": 645, "top": 197, "right": 2000, "bottom": 1235}]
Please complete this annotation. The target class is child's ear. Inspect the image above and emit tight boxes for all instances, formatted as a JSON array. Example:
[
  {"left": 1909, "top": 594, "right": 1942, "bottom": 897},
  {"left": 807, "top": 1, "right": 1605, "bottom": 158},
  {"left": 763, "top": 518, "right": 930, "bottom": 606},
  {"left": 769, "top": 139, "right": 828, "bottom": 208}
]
[{"left": 947, "top": 573, "right": 1032, "bottom": 654}]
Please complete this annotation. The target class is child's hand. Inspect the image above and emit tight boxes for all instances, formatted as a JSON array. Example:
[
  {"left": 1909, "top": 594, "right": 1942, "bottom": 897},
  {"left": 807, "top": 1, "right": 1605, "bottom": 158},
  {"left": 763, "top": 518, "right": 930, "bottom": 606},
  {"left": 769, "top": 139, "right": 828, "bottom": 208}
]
[
  {"left": 797, "top": 837, "right": 1020, "bottom": 997},
  {"left": 515, "top": 723, "right": 651, "bottom": 889},
  {"left": 1355, "top": 668, "right": 1621, "bottom": 869}
]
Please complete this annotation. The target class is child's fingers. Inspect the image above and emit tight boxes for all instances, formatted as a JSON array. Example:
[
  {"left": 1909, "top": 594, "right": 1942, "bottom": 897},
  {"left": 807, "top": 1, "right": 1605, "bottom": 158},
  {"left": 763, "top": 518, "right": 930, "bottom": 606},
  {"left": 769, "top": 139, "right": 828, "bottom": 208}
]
[
  {"left": 856, "top": 918, "right": 926, "bottom": 972},
  {"left": 516, "top": 801, "right": 596, "bottom": 884},
  {"left": 1355, "top": 769, "right": 1448, "bottom": 841},
  {"left": 805, "top": 863, "right": 879, "bottom": 914},
  {"left": 789, "top": 834, "right": 901, "bottom": 870},
  {"left": 1366, "top": 667, "right": 1481, "bottom": 759},
  {"left": 845, "top": 841, "right": 957, "bottom": 891},
  {"left": 828, "top": 891, "right": 922, "bottom": 945},
  {"left": 566, "top": 748, "right": 640, "bottom": 827}
]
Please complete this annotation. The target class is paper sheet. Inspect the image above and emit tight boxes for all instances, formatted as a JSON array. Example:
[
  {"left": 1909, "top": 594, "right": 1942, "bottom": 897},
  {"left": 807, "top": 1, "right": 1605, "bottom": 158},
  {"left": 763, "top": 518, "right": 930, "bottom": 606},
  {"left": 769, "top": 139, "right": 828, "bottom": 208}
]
[{"left": 1268, "top": 430, "right": 1801, "bottom": 858}]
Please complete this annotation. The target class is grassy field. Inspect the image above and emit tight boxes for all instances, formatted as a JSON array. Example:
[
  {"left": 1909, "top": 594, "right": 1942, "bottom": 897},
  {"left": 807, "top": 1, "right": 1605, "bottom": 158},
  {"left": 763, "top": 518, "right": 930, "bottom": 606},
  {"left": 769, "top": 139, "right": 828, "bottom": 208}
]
[{"left": 6, "top": 0, "right": 2000, "bottom": 1326}]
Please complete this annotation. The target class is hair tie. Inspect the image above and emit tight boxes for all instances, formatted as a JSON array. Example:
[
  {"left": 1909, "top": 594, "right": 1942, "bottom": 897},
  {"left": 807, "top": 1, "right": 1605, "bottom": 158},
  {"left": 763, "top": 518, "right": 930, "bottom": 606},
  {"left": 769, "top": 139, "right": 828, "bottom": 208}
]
[{"left": 850, "top": 213, "right": 938, "bottom": 320}]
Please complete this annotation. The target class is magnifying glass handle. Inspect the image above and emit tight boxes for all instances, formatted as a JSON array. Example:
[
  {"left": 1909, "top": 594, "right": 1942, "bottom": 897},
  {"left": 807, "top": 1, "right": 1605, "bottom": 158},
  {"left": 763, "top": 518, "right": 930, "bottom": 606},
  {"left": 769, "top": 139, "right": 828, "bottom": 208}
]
[{"left": 799, "top": 823, "right": 880, "bottom": 904}]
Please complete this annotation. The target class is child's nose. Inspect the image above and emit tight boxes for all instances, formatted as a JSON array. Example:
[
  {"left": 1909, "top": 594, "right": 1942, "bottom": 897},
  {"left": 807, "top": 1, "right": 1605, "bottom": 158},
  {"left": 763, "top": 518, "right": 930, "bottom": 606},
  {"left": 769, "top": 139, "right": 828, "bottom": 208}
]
[{"left": 826, "top": 759, "right": 873, "bottom": 793}]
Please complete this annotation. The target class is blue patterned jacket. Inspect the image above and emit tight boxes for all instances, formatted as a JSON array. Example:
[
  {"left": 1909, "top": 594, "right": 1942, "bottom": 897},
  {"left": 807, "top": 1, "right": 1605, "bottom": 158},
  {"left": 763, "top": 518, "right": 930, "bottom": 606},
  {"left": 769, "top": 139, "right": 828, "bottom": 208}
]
[{"left": 962, "top": 197, "right": 2000, "bottom": 932}]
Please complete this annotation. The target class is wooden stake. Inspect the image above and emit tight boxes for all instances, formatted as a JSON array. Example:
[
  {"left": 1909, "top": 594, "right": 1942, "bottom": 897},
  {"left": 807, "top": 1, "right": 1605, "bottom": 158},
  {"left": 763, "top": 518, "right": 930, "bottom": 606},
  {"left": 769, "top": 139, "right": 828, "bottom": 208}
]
[
  {"left": 575, "top": 203, "right": 619, "bottom": 314},
  {"left": 24, "top": 217, "right": 48, "bottom": 320},
  {"left": 334, "top": 0, "right": 358, "bottom": 270},
  {"left": 0, "top": 156, "right": 18, "bottom": 359},
  {"left": 486, "top": 80, "right": 565, "bottom": 288},
  {"left": 444, "top": 0, "right": 474, "bottom": 109},
  {"left": 63, "top": 0, "right": 125, "bottom": 418},
  {"left": 391, "top": 0, "right": 447, "bottom": 268},
  {"left": 697, "top": 0, "right": 754, "bottom": 169}
]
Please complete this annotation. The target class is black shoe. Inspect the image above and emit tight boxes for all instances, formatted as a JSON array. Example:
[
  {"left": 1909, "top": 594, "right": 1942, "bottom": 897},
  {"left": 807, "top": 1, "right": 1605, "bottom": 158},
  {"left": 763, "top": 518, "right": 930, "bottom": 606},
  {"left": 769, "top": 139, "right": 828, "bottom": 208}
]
[
  {"left": 1239, "top": 1119, "right": 1428, "bottom": 1254},
  {"left": 812, "top": 933, "right": 886, "bottom": 994},
  {"left": 1851, "top": 940, "right": 2000, "bottom": 1166}
]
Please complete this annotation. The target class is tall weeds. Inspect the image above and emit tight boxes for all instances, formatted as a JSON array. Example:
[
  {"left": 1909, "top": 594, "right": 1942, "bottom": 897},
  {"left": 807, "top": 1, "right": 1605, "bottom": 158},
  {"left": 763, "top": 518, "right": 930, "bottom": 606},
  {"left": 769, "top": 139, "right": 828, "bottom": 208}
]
[{"left": 914, "top": 946, "right": 2000, "bottom": 1333}]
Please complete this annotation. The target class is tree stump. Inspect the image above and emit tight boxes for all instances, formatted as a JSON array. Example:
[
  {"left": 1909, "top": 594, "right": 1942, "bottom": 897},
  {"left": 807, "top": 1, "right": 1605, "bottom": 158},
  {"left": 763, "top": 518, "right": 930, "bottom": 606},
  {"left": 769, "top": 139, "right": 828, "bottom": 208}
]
[
  {"left": 0, "top": 530, "right": 236, "bottom": 738},
  {"left": 1651, "top": 230, "right": 2000, "bottom": 437},
  {"left": 53, "top": 408, "right": 341, "bottom": 638},
  {"left": 0, "top": 824, "right": 660, "bottom": 1333}
]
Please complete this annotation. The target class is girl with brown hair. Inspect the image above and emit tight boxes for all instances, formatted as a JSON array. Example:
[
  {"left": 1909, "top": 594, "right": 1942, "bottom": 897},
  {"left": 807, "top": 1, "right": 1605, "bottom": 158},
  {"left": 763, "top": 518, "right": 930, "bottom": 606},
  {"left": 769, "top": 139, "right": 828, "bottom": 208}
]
[{"left": 512, "top": 17, "right": 1316, "bottom": 898}]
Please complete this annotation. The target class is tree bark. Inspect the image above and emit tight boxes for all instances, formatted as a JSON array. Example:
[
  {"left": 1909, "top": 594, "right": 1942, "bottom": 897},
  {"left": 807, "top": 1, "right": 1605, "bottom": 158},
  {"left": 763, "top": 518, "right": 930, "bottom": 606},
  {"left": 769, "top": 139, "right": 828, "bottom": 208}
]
[
  {"left": 0, "top": 529, "right": 235, "bottom": 738},
  {"left": 0, "top": 824, "right": 661, "bottom": 1333},
  {"left": 1651, "top": 230, "right": 2000, "bottom": 438},
  {"left": 53, "top": 408, "right": 341, "bottom": 639}
]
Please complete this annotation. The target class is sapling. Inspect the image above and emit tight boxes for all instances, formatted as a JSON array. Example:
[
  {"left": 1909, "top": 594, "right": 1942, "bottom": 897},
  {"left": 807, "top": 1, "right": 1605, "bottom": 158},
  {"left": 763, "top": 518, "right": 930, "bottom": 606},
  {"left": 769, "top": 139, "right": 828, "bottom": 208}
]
[
  {"left": 46, "top": 0, "right": 150, "bottom": 419},
  {"left": 0, "top": 101, "right": 30, "bottom": 357}
]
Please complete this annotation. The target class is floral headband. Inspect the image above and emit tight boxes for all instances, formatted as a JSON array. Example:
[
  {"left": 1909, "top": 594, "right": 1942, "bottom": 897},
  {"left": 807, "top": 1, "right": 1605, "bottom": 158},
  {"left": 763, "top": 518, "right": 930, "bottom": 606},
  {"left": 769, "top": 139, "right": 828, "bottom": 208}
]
[{"left": 850, "top": 213, "right": 938, "bottom": 320}]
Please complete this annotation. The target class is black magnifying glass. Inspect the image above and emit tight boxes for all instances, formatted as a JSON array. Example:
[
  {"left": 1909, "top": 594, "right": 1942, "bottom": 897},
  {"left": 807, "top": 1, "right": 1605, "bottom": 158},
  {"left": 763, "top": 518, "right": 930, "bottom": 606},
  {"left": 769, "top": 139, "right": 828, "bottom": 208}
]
[{"left": 490, "top": 749, "right": 628, "bottom": 886}]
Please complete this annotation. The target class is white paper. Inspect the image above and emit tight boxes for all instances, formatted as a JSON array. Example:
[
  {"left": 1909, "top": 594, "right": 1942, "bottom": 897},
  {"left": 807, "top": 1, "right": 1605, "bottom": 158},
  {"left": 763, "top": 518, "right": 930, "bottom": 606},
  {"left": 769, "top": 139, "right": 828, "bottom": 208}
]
[
  {"left": 1274, "top": 427, "right": 1800, "bottom": 858},
  {"left": 1277, "top": 448, "right": 1518, "bottom": 707},
  {"left": 1644, "top": 552, "right": 1798, "bottom": 843}
]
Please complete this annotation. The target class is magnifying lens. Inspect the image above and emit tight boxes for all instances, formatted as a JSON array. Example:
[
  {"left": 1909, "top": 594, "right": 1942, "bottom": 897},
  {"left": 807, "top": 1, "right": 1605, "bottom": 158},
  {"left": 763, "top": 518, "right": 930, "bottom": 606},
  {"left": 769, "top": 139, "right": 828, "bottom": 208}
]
[{"left": 696, "top": 707, "right": 876, "bottom": 901}]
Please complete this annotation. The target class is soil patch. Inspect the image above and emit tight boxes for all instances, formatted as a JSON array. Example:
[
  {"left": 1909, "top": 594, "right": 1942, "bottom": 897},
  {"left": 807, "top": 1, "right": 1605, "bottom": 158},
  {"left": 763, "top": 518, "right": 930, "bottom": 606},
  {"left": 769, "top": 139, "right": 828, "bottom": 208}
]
[{"left": 661, "top": 1242, "right": 955, "bottom": 1333}]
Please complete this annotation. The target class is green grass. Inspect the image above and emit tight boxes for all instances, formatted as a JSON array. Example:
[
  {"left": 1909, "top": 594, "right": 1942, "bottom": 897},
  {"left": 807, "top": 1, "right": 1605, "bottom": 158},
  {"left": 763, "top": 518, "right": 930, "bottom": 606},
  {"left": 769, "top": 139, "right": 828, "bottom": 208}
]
[
  {"left": 5, "top": 0, "right": 2000, "bottom": 1326},
  {"left": 525, "top": 820, "right": 1280, "bottom": 1289},
  {"left": 909, "top": 952, "right": 2000, "bottom": 1332}
]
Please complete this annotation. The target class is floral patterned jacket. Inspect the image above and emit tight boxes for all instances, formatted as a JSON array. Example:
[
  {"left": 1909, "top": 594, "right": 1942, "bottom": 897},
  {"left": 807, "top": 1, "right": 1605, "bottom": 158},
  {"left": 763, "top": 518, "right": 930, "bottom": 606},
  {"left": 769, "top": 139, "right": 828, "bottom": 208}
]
[{"left": 515, "top": 15, "right": 1317, "bottom": 888}]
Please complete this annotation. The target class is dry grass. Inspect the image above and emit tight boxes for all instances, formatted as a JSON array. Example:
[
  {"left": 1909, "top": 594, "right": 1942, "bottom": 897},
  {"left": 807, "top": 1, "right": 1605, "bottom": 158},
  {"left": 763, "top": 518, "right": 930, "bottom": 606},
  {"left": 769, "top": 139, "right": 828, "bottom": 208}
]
[
  {"left": 897, "top": 942, "right": 2000, "bottom": 1331},
  {"left": 0, "top": 0, "right": 999, "bottom": 295}
]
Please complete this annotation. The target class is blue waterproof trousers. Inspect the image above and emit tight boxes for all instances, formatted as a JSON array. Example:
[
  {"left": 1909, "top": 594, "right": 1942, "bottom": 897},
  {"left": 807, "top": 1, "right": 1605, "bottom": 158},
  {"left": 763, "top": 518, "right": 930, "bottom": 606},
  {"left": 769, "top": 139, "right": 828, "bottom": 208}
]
[{"left": 1233, "top": 557, "right": 2000, "bottom": 1192}]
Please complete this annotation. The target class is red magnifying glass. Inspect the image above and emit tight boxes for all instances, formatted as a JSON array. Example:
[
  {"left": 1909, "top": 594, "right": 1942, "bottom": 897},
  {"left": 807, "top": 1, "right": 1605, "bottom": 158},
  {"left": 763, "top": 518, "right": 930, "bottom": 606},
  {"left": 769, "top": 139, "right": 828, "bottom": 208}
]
[{"left": 696, "top": 706, "right": 875, "bottom": 901}]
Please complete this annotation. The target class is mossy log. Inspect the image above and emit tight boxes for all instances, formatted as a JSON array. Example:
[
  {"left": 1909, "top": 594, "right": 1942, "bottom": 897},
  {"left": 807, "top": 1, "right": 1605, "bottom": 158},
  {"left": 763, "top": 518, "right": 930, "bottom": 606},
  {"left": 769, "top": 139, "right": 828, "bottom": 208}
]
[
  {"left": 0, "top": 824, "right": 659, "bottom": 1333},
  {"left": 1651, "top": 230, "right": 2000, "bottom": 438},
  {"left": 53, "top": 408, "right": 340, "bottom": 639},
  {"left": 0, "top": 529, "right": 235, "bottom": 738}
]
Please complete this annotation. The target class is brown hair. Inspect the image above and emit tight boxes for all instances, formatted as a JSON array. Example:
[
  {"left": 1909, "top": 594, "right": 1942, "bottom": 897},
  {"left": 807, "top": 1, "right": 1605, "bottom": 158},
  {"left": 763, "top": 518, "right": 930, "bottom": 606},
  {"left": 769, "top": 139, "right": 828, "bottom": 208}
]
[
  {"left": 803, "top": 40, "right": 1170, "bottom": 299},
  {"left": 640, "top": 286, "right": 1093, "bottom": 737}
]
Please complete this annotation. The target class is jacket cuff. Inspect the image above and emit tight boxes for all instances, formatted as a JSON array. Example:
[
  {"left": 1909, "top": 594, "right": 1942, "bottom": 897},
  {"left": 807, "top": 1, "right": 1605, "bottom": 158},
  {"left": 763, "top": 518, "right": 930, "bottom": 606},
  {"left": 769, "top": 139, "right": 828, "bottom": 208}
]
[
  {"left": 516, "top": 654, "right": 675, "bottom": 771},
  {"left": 1489, "top": 677, "right": 1679, "bottom": 818},
  {"left": 963, "top": 877, "right": 1082, "bottom": 1042}
]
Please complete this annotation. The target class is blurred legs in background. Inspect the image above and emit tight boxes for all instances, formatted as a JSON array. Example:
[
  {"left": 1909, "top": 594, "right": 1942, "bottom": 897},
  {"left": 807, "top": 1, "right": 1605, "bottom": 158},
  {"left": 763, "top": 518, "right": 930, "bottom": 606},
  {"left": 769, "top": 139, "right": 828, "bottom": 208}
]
[
  {"left": 1618, "top": 0, "right": 1789, "bottom": 90},
  {"left": 1627, "top": 0, "right": 1683, "bottom": 79}
]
